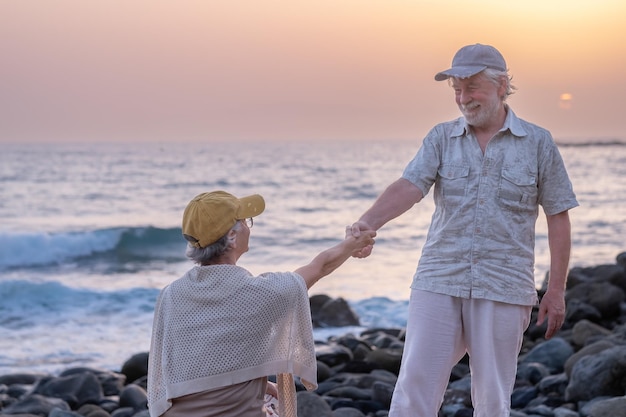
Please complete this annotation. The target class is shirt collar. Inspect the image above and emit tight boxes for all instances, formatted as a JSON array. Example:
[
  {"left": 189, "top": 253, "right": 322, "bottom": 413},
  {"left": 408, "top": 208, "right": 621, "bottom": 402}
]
[{"left": 451, "top": 105, "right": 528, "bottom": 139}]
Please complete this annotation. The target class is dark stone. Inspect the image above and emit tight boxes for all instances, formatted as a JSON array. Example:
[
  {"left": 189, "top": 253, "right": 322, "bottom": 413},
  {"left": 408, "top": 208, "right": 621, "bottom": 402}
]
[
  {"left": 49, "top": 409, "right": 83, "bottom": 417},
  {"left": 333, "top": 407, "right": 366, "bottom": 417},
  {"left": 312, "top": 297, "right": 360, "bottom": 328},
  {"left": 442, "top": 387, "right": 472, "bottom": 410},
  {"left": 314, "top": 380, "right": 343, "bottom": 395},
  {"left": 315, "top": 343, "right": 353, "bottom": 367},
  {"left": 450, "top": 362, "right": 470, "bottom": 382},
  {"left": 564, "top": 299, "right": 602, "bottom": 324},
  {"left": 336, "top": 361, "right": 379, "bottom": 374},
  {"left": 566, "top": 282, "right": 625, "bottom": 319},
  {"left": 118, "top": 384, "right": 147, "bottom": 410},
  {"left": 296, "top": 391, "right": 334, "bottom": 417},
  {"left": 370, "top": 381, "right": 394, "bottom": 408},
  {"left": 520, "top": 337, "right": 574, "bottom": 374},
  {"left": 563, "top": 339, "right": 615, "bottom": 377},
  {"left": 569, "top": 319, "right": 612, "bottom": 347},
  {"left": 511, "top": 385, "right": 538, "bottom": 408},
  {"left": 1, "top": 393, "right": 70, "bottom": 416},
  {"left": 330, "top": 399, "right": 386, "bottom": 414},
  {"left": 584, "top": 396, "right": 626, "bottom": 417},
  {"left": 516, "top": 362, "right": 550, "bottom": 385},
  {"left": 33, "top": 371, "right": 103, "bottom": 409},
  {"left": 565, "top": 345, "right": 626, "bottom": 401},
  {"left": 120, "top": 353, "right": 149, "bottom": 385},
  {"left": 0, "top": 374, "right": 46, "bottom": 386},
  {"left": 77, "top": 403, "right": 112, "bottom": 417},
  {"left": 316, "top": 360, "right": 332, "bottom": 382},
  {"left": 109, "top": 407, "right": 135, "bottom": 417},
  {"left": 324, "top": 385, "right": 371, "bottom": 400},
  {"left": 537, "top": 373, "right": 568, "bottom": 396},
  {"left": 364, "top": 348, "right": 403, "bottom": 375}
]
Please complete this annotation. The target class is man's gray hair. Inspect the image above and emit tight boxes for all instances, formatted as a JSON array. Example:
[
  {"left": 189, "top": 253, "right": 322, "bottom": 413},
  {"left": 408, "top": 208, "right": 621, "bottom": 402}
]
[
  {"left": 185, "top": 221, "right": 242, "bottom": 265},
  {"left": 448, "top": 68, "right": 516, "bottom": 101},
  {"left": 482, "top": 68, "right": 516, "bottom": 100}
]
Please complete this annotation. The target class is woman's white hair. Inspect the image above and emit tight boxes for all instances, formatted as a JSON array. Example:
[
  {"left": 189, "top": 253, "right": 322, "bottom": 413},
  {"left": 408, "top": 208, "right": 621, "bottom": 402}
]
[{"left": 185, "top": 221, "right": 242, "bottom": 265}]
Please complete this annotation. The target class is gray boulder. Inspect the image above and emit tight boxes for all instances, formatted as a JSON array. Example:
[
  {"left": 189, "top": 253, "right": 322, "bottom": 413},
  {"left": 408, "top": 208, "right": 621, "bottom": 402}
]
[
  {"left": 565, "top": 345, "right": 626, "bottom": 401},
  {"left": 520, "top": 337, "right": 574, "bottom": 374}
]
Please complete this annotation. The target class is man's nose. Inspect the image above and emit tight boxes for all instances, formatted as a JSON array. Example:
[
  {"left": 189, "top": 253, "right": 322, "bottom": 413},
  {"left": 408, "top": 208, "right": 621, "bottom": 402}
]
[{"left": 458, "top": 90, "right": 472, "bottom": 105}]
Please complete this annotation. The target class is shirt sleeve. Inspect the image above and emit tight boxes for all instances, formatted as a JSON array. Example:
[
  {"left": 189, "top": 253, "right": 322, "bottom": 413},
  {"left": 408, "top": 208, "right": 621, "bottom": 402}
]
[
  {"left": 401, "top": 127, "right": 442, "bottom": 196},
  {"left": 537, "top": 135, "right": 579, "bottom": 216}
]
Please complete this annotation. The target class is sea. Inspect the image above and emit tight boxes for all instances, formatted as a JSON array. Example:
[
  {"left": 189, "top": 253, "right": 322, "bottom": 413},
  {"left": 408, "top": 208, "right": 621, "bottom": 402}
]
[{"left": 1, "top": 138, "right": 625, "bottom": 376}]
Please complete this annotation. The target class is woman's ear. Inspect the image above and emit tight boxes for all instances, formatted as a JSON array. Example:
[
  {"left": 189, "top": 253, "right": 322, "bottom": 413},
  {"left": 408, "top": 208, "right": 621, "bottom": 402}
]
[{"left": 227, "top": 229, "right": 238, "bottom": 248}]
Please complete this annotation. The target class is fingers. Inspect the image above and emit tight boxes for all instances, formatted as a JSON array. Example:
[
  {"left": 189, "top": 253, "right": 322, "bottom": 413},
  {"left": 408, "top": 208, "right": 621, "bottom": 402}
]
[
  {"left": 346, "top": 222, "right": 376, "bottom": 258},
  {"left": 351, "top": 245, "right": 373, "bottom": 258},
  {"left": 348, "top": 224, "right": 360, "bottom": 237},
  {"left": 536, "top": 304, "right": 565, "bottom": 340},
  {"left": 544, "top": 312, "right": 565, "bottom": 339}
]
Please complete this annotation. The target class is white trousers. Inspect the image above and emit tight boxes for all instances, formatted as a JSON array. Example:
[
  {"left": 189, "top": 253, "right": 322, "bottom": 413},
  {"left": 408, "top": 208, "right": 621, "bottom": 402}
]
[{"left": 389, "top": 289, "right": 532, "bottom": 417}]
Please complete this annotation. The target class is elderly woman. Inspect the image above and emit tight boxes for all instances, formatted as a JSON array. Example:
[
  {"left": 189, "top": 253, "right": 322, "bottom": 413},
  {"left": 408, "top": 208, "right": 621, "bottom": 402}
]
[{"left": 147, "top": 190, "right": 375, "bottom": 417}]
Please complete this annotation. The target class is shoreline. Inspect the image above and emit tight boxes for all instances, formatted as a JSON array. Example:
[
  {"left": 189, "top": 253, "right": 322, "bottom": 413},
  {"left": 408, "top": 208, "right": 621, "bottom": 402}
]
[{"left": 2, "top": 252, "right": 625, "bottom": 417}]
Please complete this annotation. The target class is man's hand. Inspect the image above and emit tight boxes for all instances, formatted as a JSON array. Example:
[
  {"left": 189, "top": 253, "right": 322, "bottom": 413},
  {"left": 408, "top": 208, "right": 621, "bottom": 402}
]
[
  {"left": 346, "top": 221, "right": 375, "bottom": 258},
  {"left": 536, "top": 289, "right": 566, "bottom": 339}
]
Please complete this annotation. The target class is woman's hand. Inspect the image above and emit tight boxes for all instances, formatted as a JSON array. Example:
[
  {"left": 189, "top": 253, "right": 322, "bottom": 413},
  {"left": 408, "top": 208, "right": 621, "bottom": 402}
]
[
  {"left": 266, "top": 380, "right": 278, "bottom": 398},
  {"left": 346, "top": 221, "right": 375, "bottom": 258}
]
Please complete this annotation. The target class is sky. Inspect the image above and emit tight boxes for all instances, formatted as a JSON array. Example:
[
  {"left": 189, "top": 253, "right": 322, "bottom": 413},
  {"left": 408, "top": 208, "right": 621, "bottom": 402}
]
[{"left": 1, "top": 1, "right": 625, "bottom": 144}]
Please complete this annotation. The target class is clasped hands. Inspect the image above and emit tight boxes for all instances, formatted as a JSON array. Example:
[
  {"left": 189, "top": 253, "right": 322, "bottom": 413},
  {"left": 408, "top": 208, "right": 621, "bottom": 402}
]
[{"left": 345, "top": 221, "right": 376, "bottom": 258}]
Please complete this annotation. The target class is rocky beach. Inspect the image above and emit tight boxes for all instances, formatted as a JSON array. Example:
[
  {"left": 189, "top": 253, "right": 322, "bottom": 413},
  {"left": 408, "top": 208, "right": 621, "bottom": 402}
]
[{"left": 2, "top": 251, "right": 626, "bottom": 417}]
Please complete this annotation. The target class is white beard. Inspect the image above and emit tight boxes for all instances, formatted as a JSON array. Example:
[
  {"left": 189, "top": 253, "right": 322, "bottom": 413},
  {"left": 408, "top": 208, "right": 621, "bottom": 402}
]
[{"left": 460, "top": 95, "right": 501, "bottom": 128}]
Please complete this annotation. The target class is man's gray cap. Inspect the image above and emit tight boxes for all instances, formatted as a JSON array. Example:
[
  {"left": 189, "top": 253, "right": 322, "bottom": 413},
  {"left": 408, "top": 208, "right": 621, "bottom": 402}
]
[{"left": 435, "top": 44, "right": 507, "bottom": 81}]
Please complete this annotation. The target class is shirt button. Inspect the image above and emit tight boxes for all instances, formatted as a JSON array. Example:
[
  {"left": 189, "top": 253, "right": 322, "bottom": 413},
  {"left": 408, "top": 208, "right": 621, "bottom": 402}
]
[{"left": 476, "top": 228, "right": 481, "bottom": 233}]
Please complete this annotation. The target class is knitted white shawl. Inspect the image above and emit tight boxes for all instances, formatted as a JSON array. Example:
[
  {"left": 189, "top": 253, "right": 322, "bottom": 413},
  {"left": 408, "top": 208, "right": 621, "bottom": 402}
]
[{"left": 147, "top": 264, "right": 318, "bottom": 417}]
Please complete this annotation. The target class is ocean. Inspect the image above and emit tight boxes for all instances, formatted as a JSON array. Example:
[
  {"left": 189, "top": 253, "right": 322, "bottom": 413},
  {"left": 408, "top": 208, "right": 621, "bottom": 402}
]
[{"left": 1, "top": 138, "right": 625, "bottom": 376}]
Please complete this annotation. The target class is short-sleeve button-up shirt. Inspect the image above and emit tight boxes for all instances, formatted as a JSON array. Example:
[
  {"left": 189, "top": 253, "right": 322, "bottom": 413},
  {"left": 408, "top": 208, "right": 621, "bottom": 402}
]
[{"left": 402, "top": 108, "right": 578, "bottom": 306}]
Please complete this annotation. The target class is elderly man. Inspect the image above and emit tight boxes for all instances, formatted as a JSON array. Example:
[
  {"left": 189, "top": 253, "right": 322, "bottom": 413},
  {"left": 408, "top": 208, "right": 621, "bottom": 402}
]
[
  {"left": 349, "top": 44, "right": 578, "bottom": 416},
  {"left": 148, "top": 190, "right": 375, "bottom": 417}
]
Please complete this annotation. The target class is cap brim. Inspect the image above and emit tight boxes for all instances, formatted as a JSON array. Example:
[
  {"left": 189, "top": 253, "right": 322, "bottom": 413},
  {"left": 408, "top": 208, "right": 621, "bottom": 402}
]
[
  {"left": 434, "top": 65, "right": 487, "bottom": 81},
  {"left": 236, "top": 194, "right": 265, "bottom": 219}
]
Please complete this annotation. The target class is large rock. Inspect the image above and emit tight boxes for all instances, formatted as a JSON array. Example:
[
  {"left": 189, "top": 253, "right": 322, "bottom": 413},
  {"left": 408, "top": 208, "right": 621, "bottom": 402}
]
[
  {"left": 120, "top": 353, "right": 149, "bottom": 385},
  {"left": 315, "top": 343, "right": 354, "bottom": 367},
  {"left": 565, "top": 282, "right": 625, "bottom": 320},
  {"left": 581, "top": 395, "right": 626, "bottom": 417},
  {"left": 118, "top": 384, "right": 148, "bottom": 410},
  {"left": 364, "top": 348, "right": 403, "bottom": 375},
  {"left": 564, "top": 299, "right": 602, "bottom": 324},
  {"left": 563, "top": 339, "right": 615, "bottom": 376},
  {"left": 1, "top": 393, "right": 70, "bottom": 416},
  {"left": 310, "top": 296, "right": 360, "bottom": 328},
  {"left": 570, "top": 319, "right": 612, "bottom": 347},
  {"left": 296, "top": 391, "right": 333, "bottom": 417},
  {"left": 33, "top": 371, "right": 103, "bottom": 409},
  {"left": 519, "top": 337, "right": 574, "bottom": 374},
  {"left": 565, "top": 345, "right": 626, "bottom": 401}
]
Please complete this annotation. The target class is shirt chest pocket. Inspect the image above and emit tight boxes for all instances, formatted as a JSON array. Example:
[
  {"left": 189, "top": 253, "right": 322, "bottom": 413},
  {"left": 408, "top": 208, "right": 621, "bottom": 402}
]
[
  {"left": 438, "top": 164, "right": 470, "bottom": 199},
  {"left": 498, "top": 168, "right": 538, "bottom": 212}
]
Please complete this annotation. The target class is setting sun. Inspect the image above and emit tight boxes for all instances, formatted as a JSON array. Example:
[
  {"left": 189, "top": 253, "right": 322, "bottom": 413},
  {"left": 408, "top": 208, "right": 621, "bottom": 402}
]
[{"left": 559, "top": 93, "right": 574, "bottom": 110}]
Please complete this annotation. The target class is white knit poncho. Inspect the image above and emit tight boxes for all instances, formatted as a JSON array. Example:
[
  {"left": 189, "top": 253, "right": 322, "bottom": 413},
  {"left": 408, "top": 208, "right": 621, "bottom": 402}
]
[{"left": 147, "top": 264, "right": 318, "bottom": 417}]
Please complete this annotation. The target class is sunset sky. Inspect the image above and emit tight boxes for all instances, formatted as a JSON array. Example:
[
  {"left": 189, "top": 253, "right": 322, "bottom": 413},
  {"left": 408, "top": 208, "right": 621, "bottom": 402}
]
[{"left": 1, "top": 1, "right": 625, "bottom": 144}]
